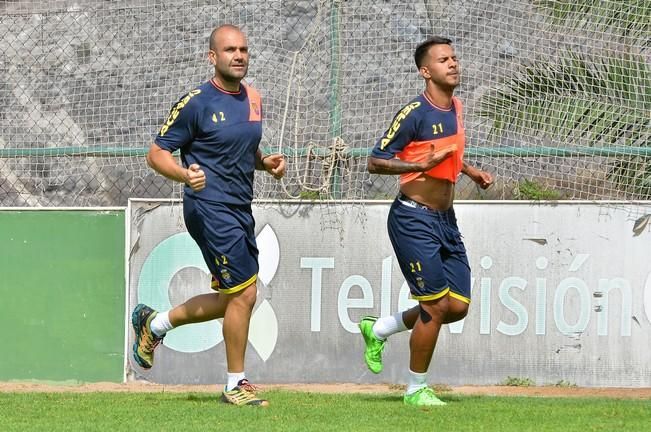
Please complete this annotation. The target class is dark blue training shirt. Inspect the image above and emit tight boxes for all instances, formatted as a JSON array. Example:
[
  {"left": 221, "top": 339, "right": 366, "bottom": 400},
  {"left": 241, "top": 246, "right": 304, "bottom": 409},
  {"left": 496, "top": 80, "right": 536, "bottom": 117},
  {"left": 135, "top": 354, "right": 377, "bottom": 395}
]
[
  {"left": 371, "top": 93, "right": 459, "bottom": 159},
  {"left": 155, "top": 79, "right": 263, "bottom": 206}
]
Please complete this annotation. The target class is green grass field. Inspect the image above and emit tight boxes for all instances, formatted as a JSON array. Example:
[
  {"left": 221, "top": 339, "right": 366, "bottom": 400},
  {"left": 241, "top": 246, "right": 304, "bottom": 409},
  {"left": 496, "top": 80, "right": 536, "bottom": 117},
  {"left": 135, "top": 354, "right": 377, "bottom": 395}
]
[{"left": 1, "top": 389, "right": 649, "bottom": 432}]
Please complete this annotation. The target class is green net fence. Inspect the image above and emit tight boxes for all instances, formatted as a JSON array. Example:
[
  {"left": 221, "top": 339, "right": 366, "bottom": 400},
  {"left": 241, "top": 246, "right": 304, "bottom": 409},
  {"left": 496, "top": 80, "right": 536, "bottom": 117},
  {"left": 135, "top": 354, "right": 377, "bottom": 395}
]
[{"left": 0, "top": 0, "right": 649, "bottom": 206}]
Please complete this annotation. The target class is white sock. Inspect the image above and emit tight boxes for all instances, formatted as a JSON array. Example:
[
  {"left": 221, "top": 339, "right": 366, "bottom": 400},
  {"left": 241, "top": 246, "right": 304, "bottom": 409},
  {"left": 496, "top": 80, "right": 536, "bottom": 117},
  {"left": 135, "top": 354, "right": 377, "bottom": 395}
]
[
  {"left": 406, "top": 369, "right": 428, "bottom": 395},
  {"left": 373, "top": 311, "right": 408, "bottom": 340},
  {"left": 226, "top": 372, "right": 246, "bottom": 391},
  {"left": 150, "top": 311, "right": 173, "bottom": 338}
]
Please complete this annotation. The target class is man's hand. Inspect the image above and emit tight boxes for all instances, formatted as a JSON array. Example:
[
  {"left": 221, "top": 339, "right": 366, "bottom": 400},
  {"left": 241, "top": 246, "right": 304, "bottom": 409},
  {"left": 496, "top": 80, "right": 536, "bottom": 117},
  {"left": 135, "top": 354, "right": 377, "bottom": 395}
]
[
  {"left": 263, "top": 154, "right": 286, "bottom": 180},
  {"left": 184, "top": 163, "right": 206, "bottom": 191},
  {"left": 462, "top": 162, "right": 493, "bottom": 189},
  {"left": 419, "top": 143, "right": 456, "bottom": 172},
  {"left": 473, "top": 170, "right": 493, "bottom": 189}
]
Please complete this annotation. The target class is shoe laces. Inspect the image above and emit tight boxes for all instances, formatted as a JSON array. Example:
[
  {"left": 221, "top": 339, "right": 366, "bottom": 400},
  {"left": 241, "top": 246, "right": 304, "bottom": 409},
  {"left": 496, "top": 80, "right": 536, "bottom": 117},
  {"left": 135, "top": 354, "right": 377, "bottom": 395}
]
[
  {"left": 369, "top": 338, "right": 386, "bottom": 355},
  {"left": 148, "top": 335, "right": 162, "bottom": 351},
  {"left": 416, "top": 387, "right": 438, "bottom": 401},
  {"left": 141, "top": 326, "right": 162, "bottom": 353},
  {"left": 237, "top": 379, "right": 260, "bottom": 393}
]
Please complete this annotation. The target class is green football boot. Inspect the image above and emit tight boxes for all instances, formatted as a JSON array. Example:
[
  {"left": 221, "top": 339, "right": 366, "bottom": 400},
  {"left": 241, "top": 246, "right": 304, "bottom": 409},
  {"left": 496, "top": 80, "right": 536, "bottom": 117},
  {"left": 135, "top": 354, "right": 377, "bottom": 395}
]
[
  {"left": 404, "top": 387, "right": 447, "bottom": 407},
  {"left": 358, "top": 316, "right": 386, "bottom": 374}
]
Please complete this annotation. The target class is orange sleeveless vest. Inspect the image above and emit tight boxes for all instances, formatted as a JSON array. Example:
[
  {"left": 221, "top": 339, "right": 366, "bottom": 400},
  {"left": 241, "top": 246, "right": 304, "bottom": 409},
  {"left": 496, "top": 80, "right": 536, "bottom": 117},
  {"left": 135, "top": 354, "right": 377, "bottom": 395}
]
[
  {"left": 397, "top": 97, "right": 464, "bottom": 184},
  {"left": 242, "top": 83, "right": 262, "bottom": 122}
]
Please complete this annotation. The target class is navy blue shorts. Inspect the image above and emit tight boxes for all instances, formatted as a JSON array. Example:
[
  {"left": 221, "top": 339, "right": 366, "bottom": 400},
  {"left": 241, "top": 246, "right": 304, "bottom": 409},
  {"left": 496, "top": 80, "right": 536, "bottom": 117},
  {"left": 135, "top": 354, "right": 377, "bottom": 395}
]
[
  {"left": 183, "top": 197, "right": 258, "bottom": 294},
  {"left": 387, "top": 195, "right": 471, "bottom": 303}
]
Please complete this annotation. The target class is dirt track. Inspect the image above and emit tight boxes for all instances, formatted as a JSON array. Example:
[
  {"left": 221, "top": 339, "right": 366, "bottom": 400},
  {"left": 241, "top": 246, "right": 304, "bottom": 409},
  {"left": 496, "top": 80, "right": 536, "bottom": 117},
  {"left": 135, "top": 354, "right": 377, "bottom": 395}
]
[{"left": 1, "top": 382, "right": 650, "bottom": 399}]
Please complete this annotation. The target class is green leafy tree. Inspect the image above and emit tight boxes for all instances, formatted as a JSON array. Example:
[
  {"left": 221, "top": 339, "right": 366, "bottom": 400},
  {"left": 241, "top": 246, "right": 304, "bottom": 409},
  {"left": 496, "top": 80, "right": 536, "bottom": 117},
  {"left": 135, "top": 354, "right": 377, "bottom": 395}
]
[{"left": 479, "top": 0, "right": 650, "bottom": 198}]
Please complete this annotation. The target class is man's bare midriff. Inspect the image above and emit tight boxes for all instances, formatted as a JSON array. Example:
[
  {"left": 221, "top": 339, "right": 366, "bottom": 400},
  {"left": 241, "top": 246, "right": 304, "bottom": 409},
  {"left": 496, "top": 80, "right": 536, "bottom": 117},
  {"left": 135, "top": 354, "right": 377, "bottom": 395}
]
[{"left": 399, "top": 174, "right": 454, "bottom": 211}]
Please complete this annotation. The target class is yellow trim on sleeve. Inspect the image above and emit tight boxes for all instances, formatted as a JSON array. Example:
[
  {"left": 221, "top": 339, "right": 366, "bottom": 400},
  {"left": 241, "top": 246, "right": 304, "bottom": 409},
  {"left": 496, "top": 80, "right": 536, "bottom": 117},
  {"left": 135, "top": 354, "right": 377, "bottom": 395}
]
[
  {"left": 379, "top": 101, "right": 421, "bottom": 150},
  {"left": 159, "top": 89, "right": 201, "bottom": 136},
  {"left": 220, "top": 274, "right": 257, "bottom": 294}
]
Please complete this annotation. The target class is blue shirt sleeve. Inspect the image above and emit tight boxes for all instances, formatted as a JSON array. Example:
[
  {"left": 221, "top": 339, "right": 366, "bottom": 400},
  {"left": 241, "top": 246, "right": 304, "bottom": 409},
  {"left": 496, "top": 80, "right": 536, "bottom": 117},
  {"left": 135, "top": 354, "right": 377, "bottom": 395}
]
[
  {"left": 154, "top": 90, "right": 201, "bottom": 152},
  {"left": 371, "top": 102, "right": 420, "bottom": 159}
]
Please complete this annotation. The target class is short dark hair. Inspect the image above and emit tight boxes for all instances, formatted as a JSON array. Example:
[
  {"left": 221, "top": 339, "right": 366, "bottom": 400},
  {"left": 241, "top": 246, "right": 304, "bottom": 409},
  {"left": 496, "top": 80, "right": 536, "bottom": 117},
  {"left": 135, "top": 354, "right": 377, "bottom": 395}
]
[{"left": 414, "top": 37, "right": 452, "bottom": 68}]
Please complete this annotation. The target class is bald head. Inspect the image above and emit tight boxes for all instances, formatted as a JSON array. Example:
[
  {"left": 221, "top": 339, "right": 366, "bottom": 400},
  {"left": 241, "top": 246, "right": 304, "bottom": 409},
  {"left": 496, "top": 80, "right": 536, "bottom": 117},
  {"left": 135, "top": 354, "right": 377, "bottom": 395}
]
[{"left": 209, "top": 24, "right": 244, "bottom": 51}]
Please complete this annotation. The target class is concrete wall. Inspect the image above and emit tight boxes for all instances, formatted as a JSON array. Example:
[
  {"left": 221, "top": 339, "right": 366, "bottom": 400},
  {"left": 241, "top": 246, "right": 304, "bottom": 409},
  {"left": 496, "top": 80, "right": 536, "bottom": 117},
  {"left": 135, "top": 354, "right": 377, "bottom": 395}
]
[{"left": 127, "top": 200, "right": 651, "bottom": 386}]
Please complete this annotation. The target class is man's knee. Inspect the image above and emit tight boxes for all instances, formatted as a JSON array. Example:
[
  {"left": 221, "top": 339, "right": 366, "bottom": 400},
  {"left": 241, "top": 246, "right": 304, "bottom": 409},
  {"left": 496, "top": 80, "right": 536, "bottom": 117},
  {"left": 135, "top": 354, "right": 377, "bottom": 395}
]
[
  {"left": 230, "top": 282, "right": 257, "bottom": 309},
  {"left": 444, "top": 299, "right": 469, "bottom": 323},
  {"left": 419, "top": 296, "right": 449, "bottom": 323}
]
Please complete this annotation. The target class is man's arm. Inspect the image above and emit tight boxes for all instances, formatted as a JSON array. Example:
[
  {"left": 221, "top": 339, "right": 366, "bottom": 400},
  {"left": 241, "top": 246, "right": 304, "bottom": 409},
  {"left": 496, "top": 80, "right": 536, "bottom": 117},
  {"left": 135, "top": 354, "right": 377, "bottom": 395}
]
[
  {"left": 255, "top": 148, "right": 286, "bottom": 179},
  {"left": 146, "top": 143, "right": 206, "bottom": 191},
  {"left": 461, "top": 161, "right": 493, "bottom": 189},
  {"left": 368, "top": 144, "right": 455, "bottom": 175},
  {"left": 254, "top": 149, "right": 267, "bottom": 170},
  {"left": 367, "top": 157, "right": 428, "bottom": 175}
]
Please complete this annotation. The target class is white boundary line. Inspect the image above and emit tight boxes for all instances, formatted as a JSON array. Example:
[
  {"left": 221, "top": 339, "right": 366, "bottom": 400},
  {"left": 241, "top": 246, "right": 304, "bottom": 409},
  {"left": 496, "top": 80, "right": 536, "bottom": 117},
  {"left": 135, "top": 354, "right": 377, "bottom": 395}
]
[
  {"left": 123, "top": 200, "right": 133, "bottom": 383},
  {"left": 0, "top": 206, "right": 125, "bottom": 211},
  {"left": 125, "top": 198, "right": 651, "bottom": 205}
]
